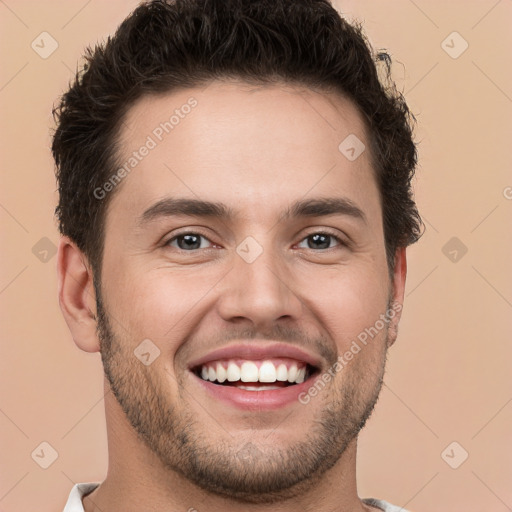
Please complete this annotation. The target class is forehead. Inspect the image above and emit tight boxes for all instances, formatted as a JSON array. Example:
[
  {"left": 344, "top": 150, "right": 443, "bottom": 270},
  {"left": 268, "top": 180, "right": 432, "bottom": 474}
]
[{"left": 108, "top": 80, "right": 378, "bottom": 225}]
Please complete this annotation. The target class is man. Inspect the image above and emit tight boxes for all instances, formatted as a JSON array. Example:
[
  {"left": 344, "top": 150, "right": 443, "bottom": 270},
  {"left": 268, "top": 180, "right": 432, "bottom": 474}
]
[{"left": 52, "top": 0, "right": 422, "bottom": 510}]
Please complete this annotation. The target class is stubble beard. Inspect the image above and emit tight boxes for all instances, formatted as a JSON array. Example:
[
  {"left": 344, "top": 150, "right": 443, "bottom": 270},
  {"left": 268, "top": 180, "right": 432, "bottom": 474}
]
[{"left": 95, "top": 290, "right": 388, "bottom": 504}]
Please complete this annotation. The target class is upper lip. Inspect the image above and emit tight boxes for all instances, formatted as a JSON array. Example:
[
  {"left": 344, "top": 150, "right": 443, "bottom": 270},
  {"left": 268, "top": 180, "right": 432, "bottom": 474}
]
[{"left": 187, "top": 342, "right": 323, "bottom": 370}]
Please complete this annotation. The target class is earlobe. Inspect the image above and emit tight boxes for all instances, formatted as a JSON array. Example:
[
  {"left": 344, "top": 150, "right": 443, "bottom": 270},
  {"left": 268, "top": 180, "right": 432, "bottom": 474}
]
[
  {"left": 387, "top": 247, "right": 407, "bottom": 348},
  {"left": 57, "top": 237, "right": 100, "bottom": 353}
]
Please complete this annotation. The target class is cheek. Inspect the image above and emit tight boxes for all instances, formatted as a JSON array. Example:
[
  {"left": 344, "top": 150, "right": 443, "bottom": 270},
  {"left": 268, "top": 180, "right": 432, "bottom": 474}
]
[
  {"left": 303, "top": 265, "right": 390, "bottom": 352},
  {"left": 102, "top": 263, "right": 219, "bottom": 349}
]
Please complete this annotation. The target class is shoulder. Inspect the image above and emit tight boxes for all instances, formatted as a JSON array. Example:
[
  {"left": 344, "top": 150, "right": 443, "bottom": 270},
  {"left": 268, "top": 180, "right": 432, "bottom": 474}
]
[
  {"left": 363, "top": 497, "right": 412, "bottom": 512},
  {"left": 62, "top": 482, "right": 101, "bottom": 512}
]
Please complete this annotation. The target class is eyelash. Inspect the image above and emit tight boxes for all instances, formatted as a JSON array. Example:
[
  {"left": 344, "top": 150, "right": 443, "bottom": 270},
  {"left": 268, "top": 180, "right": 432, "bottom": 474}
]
[{"left": 164, "top": 230, "right": 347, "bottom": 252}]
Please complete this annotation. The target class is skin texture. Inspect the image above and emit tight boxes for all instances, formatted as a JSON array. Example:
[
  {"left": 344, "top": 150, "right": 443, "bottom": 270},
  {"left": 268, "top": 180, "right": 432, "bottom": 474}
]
[{"left": 57, "top": 80, "right": 407, "bottom": 512}]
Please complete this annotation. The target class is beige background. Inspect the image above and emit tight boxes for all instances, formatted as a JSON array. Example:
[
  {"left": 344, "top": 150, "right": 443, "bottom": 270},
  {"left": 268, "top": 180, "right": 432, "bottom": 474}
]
[{"left": 1, "top": 1, "right": 511, "bottom": 511}]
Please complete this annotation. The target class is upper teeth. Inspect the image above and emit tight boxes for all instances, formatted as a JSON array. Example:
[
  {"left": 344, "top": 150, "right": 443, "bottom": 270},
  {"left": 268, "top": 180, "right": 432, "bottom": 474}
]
[{"left": 199, "top": 360, "right": 308, "bottom": 384}]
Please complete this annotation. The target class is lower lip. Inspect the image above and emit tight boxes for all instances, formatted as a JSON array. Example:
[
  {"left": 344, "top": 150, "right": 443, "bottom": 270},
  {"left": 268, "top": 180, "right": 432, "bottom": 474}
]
[{"left": 191, "top": 372, "right": 317, "bottom": 411}]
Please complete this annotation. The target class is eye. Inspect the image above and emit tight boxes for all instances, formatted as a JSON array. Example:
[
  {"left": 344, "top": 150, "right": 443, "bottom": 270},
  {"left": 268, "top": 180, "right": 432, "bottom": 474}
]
[
  {"left": 166, "top": 232, "right": 215, "bottom": 251},
  {"left": 296, "top": 232, "right": 344, "bottom": 250},
  {"left": 164, "top": 230, "right": 346, "bottom": 252}
]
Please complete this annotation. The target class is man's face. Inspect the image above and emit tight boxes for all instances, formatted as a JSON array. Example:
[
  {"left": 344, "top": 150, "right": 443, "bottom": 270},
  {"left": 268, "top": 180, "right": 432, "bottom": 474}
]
[{"left": 96, "top": 81, "right": 401, "bottom": 502}]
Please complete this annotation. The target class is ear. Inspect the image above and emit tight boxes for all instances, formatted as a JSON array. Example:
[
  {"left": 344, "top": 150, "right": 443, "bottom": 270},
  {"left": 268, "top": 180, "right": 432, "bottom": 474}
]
[
  {"left": 386, "top": 247, "right": 407, "bottom": 348},
  {"left": 57, "top": 236, "right": 100, "bottom": 353}
]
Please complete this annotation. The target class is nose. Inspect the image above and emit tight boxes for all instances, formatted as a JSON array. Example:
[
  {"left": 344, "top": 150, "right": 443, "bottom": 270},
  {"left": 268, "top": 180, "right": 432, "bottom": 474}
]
[{"left": 215, "top": 239, "right": 303, "bottom": 328}]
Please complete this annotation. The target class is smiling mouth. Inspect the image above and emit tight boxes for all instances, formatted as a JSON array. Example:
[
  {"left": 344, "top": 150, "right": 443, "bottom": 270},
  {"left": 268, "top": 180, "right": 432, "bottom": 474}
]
[{"left": 191, "top": 359, "right": 319, "bottom": 391}]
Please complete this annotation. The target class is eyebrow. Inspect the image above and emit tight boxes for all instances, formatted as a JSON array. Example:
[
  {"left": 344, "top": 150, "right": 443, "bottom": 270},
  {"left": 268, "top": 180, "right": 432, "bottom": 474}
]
[{"left": 138, "top": 196, "right": 367, "bottom": 226}]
